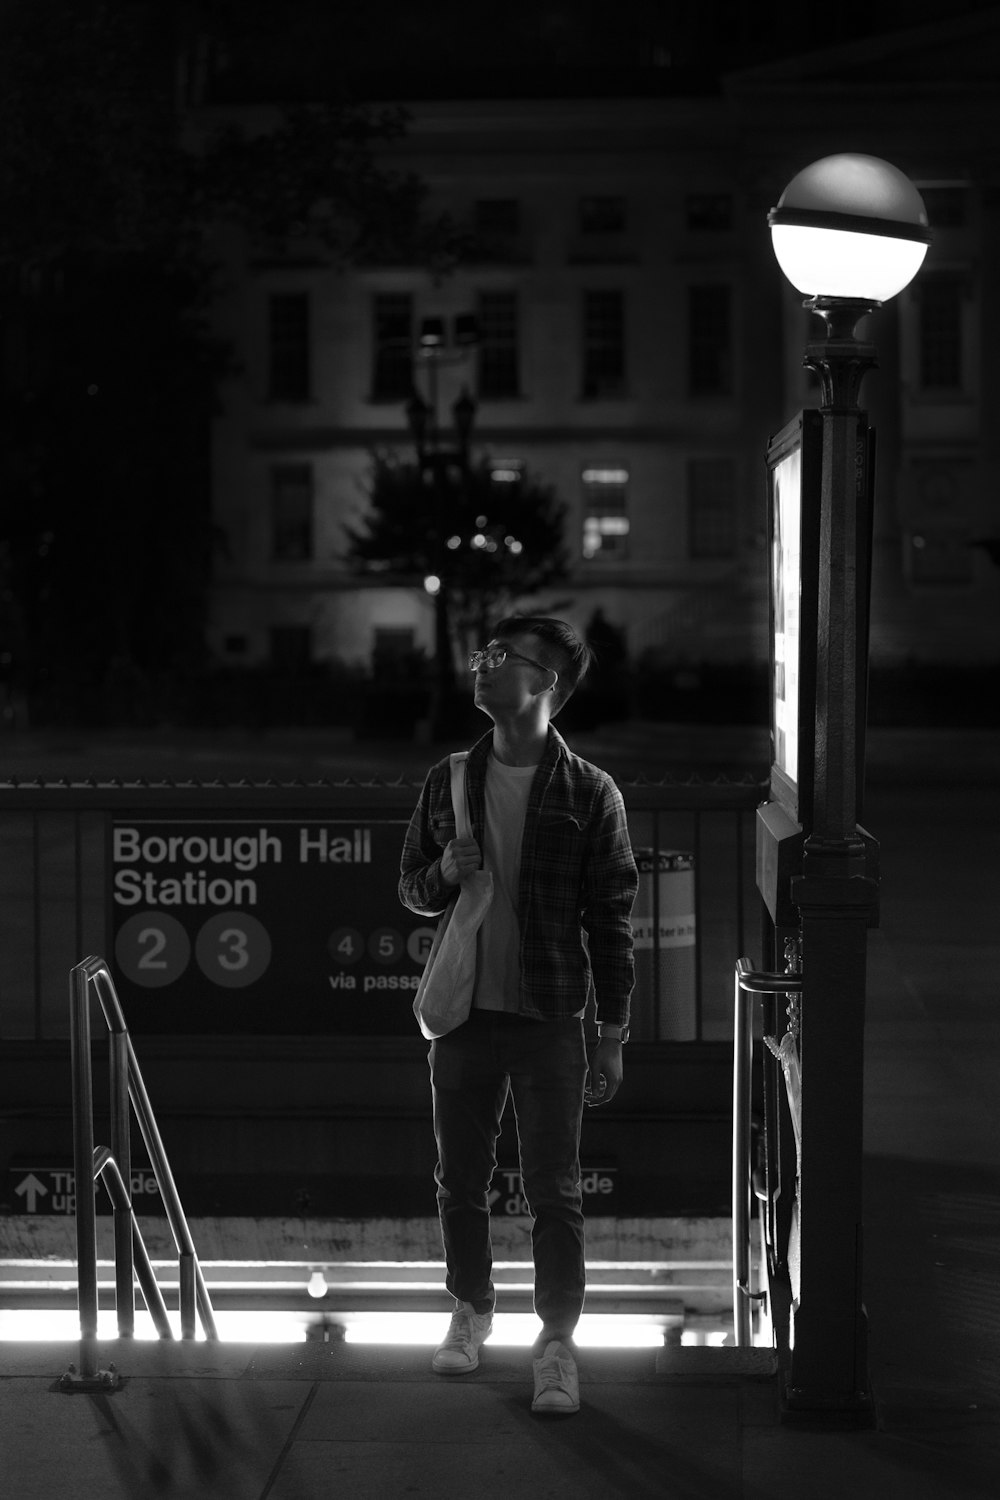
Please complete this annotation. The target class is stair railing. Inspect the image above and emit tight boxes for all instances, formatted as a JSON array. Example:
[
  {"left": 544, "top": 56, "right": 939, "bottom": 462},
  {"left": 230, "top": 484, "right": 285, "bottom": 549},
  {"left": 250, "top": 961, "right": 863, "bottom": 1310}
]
[
  {"left": 732, "top": 956, "right": 803, "bottom": 1348},
  {"left": 67, "top": 955, "right": 217, "bottom": 1388}
]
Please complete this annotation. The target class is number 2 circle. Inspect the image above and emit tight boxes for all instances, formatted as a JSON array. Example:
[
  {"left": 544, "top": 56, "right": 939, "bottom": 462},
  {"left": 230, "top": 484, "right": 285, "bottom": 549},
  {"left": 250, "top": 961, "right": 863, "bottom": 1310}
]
[
  {"left": 195, "top": 912, "right": 272, "bottom": 988},
  {"left": 115, "top": 912, "right": 191, "bottom": 989}
]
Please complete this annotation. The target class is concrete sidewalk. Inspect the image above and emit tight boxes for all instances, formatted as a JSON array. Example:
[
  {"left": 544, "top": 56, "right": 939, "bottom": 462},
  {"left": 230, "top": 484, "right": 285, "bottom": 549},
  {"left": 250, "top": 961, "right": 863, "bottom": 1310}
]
[
  {"left": 1, "top": 1341, "right": 778, "bottom": 1500},
  {"left": 0, "top": 1318, "right": 991, "bottom": 1499}
]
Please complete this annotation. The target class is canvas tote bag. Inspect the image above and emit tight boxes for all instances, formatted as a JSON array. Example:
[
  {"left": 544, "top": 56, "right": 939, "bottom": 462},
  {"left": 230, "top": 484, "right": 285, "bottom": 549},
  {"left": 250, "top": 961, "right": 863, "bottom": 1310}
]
[{"left": 412, "top": 752, "right": 494, "bottom": 1041}]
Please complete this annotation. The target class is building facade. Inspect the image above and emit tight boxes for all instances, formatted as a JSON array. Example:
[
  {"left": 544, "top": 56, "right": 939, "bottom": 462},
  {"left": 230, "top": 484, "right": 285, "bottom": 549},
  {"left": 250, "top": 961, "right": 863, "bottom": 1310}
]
[{"left": 200, "top": 14, "right": 1000, "bottom": 682}]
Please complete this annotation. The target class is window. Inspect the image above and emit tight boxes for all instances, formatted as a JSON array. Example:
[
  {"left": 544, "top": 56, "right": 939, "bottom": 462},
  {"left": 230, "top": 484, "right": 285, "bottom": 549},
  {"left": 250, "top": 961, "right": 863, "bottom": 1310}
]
[
  {"left": 685, "top": 194, "right": 732, "bottom": 232},
  {"left": 475, "top": 199, "right": 520, "bottom": 237},
  {"left": 490, "top": 458, "right": 524, "bottom": 487},
  {"left": 905, "top": 466, "right": 973, "bottom": 587},
  {"left": 688, "top": 285, "right": 733, "bottom": 395},
  {"left": 580, "top": 197, "right": 626, "bottom": 234},
  {"left": 472, "top": 201, "right": 523, "bottom": 264},
  {"left": 582, "top": 291, "right": 626, "bottom": 398},
  {"left": 372, "top": 292, "right": 413, "bottom": 400},
  {"left": 477, "top": 291, "right": 519, "bottom": 399},
  {"left": 918, "top": 274, "right": 964, "bottom": 390},
  {"left": 582, "top": 467, "right": 629, "bottom": 561},
  {"left": 269, "top": 626, "right": 311, "bottom": 670},
  {"left": 689, "top": 459, "right": 737, "bottom": 559},
  {"left": 267, "top": 293, "right": 310, "bottom": 402},
  {"left": 270, "top": 465, "right": 313, "bottom": 561}
]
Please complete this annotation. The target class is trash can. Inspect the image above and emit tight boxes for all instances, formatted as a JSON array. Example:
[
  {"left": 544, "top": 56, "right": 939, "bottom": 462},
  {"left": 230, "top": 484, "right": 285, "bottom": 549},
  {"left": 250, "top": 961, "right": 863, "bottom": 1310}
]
[{"left": 631, "top": 849, "right": 696, "bottom": 1040}]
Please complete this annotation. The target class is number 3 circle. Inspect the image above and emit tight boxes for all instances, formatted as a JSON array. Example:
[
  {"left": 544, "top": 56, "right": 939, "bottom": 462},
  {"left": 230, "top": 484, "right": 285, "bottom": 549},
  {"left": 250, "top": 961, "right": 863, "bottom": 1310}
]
[
  {"left": 195, "top": 912, "right": 272, "bottom": 988},
  {"left": 115, "top": 912, "right": 191, "bottom": 989}
]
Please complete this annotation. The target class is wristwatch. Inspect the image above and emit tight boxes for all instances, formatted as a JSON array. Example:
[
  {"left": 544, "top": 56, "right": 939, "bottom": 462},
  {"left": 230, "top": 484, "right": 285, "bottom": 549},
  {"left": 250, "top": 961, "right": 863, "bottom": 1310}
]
[{"left": 597, "top": 1023, "right": 630, "bottom": 1044}]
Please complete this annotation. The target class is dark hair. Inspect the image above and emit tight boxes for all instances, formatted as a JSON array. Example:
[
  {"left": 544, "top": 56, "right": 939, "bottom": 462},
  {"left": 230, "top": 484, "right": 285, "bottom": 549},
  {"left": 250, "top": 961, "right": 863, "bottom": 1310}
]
[{"left": 492, "top": 614, "right": 592, "bottom": 714}]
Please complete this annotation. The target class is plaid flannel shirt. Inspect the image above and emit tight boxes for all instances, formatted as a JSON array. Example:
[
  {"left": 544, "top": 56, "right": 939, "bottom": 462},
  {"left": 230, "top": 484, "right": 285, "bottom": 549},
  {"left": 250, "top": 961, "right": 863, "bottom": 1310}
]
[{"left": 399, "top": 726, "right": 638, "bottom": 1025}]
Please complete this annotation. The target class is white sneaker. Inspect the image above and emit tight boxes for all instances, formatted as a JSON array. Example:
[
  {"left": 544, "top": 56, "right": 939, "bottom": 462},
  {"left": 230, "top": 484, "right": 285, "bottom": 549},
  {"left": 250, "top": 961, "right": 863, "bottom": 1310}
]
[
  {"left": 431, "top": 1302, "right": 493, "bottom": 1374},
  {"left": 531, "top": 1339, "right": 580, "bottom": 1414}
]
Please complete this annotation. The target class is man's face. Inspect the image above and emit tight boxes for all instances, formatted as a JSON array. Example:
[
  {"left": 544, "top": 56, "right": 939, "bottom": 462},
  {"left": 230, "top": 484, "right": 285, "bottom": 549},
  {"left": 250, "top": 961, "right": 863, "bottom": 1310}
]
[{"left": 472, "top": 632, "right": 554, "bottom": 718}]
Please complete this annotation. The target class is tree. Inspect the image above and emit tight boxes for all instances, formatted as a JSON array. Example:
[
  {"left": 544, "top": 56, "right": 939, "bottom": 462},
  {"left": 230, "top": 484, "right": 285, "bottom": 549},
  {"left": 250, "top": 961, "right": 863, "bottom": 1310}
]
[
  {"left": 0, "top": 0, "right": 455, "bottom": 723},
  {"left": 344, "top": 450, "right": 570, "bottom": 695}
]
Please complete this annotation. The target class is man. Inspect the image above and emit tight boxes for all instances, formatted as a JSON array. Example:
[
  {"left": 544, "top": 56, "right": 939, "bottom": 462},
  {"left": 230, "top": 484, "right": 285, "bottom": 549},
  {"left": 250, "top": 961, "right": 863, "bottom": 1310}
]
[{"left": 399, "top": 615, "right": 638, "bottom": 1415}]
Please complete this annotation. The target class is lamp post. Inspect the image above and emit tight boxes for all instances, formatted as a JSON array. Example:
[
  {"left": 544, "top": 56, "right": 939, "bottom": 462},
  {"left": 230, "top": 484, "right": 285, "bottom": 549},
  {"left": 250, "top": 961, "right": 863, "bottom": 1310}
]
[
  {"left": 764, "top": 154, "right": 929, "bottom": 1418},
  {"left": 405, "top": 315, "right": 479, "bottom": 735}
]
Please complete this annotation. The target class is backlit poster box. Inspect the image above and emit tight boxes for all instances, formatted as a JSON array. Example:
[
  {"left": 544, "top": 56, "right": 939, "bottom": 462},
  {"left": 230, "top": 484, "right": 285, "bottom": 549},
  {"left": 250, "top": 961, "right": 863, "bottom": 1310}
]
[
  {"left": 765, "top": 408, "right": 875, "bottom": 827},
  {"left": 766, "top": 412, "right": 822, "bottom": 822},
  {"left": 772, "top": 442, "right": 802, "bottom": 785}
]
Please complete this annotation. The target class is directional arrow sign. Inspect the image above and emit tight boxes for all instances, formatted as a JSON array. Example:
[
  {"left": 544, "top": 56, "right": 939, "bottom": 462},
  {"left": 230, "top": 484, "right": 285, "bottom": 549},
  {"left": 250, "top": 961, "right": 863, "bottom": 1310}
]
[{"left": 14, "top": 1173, "right": 49, "bottom": 1213}]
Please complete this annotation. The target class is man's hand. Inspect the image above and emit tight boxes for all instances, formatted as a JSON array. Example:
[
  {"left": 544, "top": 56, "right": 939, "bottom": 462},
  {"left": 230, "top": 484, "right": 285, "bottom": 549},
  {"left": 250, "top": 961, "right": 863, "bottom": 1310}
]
[
  {"left": 585, "top": 1038, "right": 624, "bottom": 1107},
  {"left": 440, "top": 836, "right": 482, "bottom": 887}
]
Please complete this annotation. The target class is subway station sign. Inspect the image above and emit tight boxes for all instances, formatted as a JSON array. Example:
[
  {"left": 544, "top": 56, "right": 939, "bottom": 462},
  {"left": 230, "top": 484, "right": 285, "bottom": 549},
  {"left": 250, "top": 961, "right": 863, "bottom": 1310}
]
[{"left": 109, "top": 816, "right": 435, "bottom": 1035}]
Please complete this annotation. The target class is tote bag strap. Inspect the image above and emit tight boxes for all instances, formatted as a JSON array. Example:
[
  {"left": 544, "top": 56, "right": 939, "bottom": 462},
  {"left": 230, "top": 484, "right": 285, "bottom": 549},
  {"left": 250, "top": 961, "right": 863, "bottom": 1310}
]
[{"left": 449, "top": 752, "right": 471, "bottom": 839}]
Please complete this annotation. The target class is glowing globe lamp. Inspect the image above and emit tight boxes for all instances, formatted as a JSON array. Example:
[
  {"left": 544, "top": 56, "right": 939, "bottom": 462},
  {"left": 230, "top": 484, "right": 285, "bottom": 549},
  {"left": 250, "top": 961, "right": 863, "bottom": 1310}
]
[{"left": 769, "top": 154, "right": 930, "bottom": 303}]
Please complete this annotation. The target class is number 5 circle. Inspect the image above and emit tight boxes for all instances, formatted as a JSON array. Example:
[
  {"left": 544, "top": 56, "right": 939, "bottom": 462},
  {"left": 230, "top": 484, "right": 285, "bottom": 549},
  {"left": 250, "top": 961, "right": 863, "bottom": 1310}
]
[
  {"left": 196, "top": 912, "right": 272, "bottom": 988},
  {"left": 115, "top": 912, "right": 191, "bottom": 988}
]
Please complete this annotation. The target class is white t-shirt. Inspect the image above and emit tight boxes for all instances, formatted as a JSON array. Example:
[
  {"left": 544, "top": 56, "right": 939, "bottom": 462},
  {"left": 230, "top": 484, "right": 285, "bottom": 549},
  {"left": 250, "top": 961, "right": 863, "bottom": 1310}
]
[{"left": 473, "top": 754, "right": 537, "bottom": 1012}]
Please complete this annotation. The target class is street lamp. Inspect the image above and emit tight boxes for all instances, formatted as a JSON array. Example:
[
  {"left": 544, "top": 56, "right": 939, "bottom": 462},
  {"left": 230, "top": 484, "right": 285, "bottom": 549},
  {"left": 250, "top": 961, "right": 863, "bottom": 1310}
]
[
  {"left": 405, "top": 315, "right": 479, "bottom": 734},
  {"left": 760, "top": 154, "right": 929, "bottom": 1420},
  {"left": 411, "top": 313, "right": 479, "bottom": 449},
  {"left": 769, "top": 152, "right": 929, "bottom": 304},
  {"left": 767, "top": 154, "right": 929, "bottom": 843}
]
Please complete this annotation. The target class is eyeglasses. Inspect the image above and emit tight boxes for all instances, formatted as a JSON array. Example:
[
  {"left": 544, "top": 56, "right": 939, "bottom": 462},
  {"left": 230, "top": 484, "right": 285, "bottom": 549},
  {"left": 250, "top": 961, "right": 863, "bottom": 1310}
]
[{"left": 469, "top": 646, "right": 547, "bottom": 673}]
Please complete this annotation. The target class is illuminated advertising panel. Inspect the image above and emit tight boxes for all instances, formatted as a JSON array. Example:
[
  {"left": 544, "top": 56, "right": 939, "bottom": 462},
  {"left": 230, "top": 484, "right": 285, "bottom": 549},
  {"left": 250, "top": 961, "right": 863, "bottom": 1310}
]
[
  {"left": 766, "top": 412, "right": 822, "bottom": 822},
  {"left": 772, "top": 444, "right": 802, "bottom": 785}
]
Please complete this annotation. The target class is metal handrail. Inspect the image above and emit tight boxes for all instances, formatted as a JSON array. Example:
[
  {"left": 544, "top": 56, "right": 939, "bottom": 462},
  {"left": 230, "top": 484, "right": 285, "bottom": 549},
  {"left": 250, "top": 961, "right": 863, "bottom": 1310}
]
[
  {"left": 732, "top": 956, "right": 803, "bottom": 1348},
  {"left": 92, "top": 1147, "right": 173, "bottom": 1340},
  {"left": 69, "top": 955, "right": 217, "bottom": 1384}
]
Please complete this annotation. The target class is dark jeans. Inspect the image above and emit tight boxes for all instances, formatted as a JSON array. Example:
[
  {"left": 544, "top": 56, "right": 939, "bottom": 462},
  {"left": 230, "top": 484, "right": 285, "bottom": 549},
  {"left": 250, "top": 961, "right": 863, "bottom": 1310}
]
[{"left": 429, "top": 1009, "right": 589, "bottom": 1344}]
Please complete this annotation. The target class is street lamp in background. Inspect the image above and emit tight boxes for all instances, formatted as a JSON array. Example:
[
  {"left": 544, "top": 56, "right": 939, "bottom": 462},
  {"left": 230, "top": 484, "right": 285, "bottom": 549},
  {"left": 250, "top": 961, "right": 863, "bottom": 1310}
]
[
  {"left": 409, "top": 313, "right": 479, "bottom": 433},
  {"left": 405, "top": 315, "right": 479, "bottom": 735},
  {"left": 757, "top": 154, "right": 929, "bottom": 1419}
]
